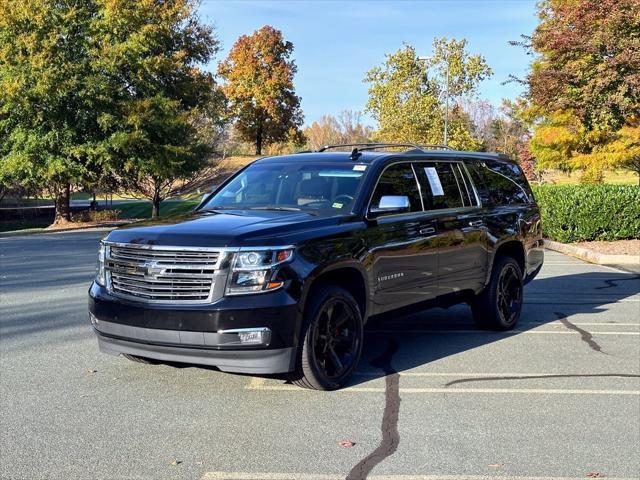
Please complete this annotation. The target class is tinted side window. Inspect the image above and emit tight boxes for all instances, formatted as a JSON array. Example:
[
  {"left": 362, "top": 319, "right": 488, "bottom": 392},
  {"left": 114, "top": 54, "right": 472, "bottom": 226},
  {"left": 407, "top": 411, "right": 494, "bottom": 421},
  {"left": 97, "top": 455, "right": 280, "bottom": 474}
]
[
  {"left": 482, "top": 160, "right": 532, "bottom": 205},
  {"left": 370, "top": 163, "right": 422, "bottom": 213},
  {"left": 465, "top": 162, "right": 492, "bottom": 205},
  {"left": 415, "top": 162, "right": 465, "bottom": 210}
]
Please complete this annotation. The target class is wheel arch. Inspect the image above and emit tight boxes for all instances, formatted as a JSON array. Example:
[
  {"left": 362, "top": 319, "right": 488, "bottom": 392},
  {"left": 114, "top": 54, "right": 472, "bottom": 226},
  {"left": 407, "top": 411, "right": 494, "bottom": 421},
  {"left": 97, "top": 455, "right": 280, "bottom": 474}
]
[
  {"left": 489, "top": 240, "right": 526, "bottom": 281},
  {"left": 301, "top": 262, "right": 370, "bottom": 322}
]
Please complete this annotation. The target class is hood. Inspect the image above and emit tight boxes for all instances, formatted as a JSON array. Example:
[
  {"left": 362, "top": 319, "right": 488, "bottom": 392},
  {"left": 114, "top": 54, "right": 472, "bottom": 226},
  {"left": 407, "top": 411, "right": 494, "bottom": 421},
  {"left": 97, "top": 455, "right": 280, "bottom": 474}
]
[{"left": 105, "top": 209, "right": 351, "bottom": 247}]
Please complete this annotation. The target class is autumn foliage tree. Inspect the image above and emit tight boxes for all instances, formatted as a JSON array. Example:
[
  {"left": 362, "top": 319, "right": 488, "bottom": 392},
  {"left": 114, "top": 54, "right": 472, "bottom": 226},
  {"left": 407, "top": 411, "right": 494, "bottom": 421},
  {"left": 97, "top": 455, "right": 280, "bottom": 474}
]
[
  {"left": 218, "top": 26, "right": 304, "bottom": 155},
  {"left": 524, "top": 0, "right": 640, "bottom": 182},
  {"left": 304, "top": 111, "right": 373, "bottom": 151}
]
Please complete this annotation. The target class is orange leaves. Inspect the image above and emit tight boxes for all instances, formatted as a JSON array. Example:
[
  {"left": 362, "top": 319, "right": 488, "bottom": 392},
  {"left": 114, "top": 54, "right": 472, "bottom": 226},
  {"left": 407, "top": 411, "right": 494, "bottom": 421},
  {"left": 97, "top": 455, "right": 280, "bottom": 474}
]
[{"left": 217, "top": 26, "right": 303, "bottom": 154}]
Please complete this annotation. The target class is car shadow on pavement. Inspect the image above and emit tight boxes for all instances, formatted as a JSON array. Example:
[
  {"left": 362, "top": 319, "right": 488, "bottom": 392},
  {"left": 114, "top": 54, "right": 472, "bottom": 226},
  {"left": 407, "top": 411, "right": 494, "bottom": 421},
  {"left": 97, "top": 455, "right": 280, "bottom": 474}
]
[{"left": 344, "top": 271, "right": 640, "bottom": 387}]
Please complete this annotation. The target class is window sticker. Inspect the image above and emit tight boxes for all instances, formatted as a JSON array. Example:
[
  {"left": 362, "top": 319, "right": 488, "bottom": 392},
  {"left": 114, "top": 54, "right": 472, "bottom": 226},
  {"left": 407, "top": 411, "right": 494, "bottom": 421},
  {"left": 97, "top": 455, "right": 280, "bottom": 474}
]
[
  {"left": 424, "top": 167, "right": 444, "bottom": 196},
  {"left": 332, "top": 202, "right": 344, "bottom": 209},
  {"left": 353, "top": 164, "right": 367, "bottom": 171}
]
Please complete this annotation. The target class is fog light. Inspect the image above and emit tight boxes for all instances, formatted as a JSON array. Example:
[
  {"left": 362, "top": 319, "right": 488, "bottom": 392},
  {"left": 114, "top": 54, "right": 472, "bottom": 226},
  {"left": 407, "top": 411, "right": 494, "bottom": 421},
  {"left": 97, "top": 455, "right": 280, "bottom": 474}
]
[{"left": 239, "top": 331, "right": 264, "bottom": 344}]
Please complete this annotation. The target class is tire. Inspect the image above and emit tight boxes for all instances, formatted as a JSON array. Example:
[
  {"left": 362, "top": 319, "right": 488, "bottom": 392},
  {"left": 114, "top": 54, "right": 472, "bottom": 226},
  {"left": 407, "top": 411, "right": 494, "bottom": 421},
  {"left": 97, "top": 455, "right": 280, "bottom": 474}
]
[
  {"left": 288, "top": 285, "right": 364, "bottom": 390},
  {"left": 472, "top": 255, "right": 524, "bottom": 331},
  {"left": 122, "top": 354, "right": 158, "bottom": 364}
]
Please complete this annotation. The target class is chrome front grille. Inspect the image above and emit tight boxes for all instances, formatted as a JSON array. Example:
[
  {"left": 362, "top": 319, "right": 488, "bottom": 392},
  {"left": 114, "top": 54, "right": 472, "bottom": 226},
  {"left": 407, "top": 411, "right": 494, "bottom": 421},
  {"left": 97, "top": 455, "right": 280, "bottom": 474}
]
[{"left": 105, "top": 244, "right": 221, "bottom": 303}]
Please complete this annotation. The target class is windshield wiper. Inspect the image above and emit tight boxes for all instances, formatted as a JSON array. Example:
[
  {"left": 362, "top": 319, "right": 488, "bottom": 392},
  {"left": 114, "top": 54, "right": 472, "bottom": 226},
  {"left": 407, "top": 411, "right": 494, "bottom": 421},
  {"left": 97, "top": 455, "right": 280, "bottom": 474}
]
[
  {"left": 249, "top": 206, "right": 317, "bottom": 215},
  {"left": 203, "top": 206, "right": 239, "bottom": 211}
]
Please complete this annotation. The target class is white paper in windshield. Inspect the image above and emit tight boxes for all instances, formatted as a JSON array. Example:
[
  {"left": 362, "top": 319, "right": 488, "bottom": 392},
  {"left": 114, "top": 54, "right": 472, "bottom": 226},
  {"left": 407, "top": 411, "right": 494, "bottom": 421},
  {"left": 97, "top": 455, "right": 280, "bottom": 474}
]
[{"left": 424, "top": 167, "right": 444, "bottom": 196}]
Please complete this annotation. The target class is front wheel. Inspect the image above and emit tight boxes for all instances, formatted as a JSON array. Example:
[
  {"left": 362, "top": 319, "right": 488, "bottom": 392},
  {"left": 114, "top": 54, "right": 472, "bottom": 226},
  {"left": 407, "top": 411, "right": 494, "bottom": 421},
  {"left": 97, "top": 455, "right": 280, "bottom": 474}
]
[
  {"left": 472, "top": 256, "right": 523, "bottom": 330},
  {"left": 289, "top": 285, "right": 363, "bottom": 390}
]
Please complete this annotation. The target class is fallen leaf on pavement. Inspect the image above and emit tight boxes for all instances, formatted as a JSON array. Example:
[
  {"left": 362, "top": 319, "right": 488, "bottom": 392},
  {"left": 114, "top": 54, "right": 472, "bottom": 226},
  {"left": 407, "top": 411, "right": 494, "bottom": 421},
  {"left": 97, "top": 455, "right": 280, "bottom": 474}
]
[
  {"left": 586, "top": 473, "right": 604, "bottom": 478},
  {"left": 85, "top": 368, "right": 97, "bottom": 374},
  {"left": 338, "top": 440, "right": 355, "bottom": 448},
  {"left": 170, "top": 460, "right": 182, "bottom": 466},
  {"left": 488, "top": 463, "right": 504, "bottom": 469}
]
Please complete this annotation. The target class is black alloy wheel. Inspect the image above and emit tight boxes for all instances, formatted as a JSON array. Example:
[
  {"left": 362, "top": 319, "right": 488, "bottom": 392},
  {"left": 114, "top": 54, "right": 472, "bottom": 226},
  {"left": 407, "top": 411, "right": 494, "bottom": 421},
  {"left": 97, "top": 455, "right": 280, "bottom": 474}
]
[
  {"left": 472, "top": 255, "right": 524, "bottom": 330},
  {"left": 496, "top": 263, "right": 523, "bottom": 325},
  {"left": 311, "top": 298, "right": 360, "bottom": 380},
  {"left": 289, "top": 285, "right": 364, "bottom": 390}
]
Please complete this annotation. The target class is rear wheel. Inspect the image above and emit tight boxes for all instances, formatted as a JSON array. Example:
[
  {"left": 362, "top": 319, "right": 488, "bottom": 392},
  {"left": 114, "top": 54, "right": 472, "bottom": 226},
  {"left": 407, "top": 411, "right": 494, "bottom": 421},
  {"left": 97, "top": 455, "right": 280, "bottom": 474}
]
[
  {"left": 289, "top": 285, "right": 363, "bottom": 390},
  {"left": 472, "top": 256, "right": 523, "bottom": 330}
]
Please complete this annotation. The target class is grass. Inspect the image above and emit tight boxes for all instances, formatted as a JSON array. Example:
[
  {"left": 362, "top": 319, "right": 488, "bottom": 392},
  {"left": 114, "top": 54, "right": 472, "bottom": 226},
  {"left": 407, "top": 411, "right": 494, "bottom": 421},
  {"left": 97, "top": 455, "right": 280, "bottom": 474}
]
[
  {"left": 114, "top": 200, "right": 199, "bottom": 219},
  {"left": 543, "top": 169, "right": 639, "bottom": 185},
  {"left": 0, "top": 218, "right": 52, "bottom": 233}
]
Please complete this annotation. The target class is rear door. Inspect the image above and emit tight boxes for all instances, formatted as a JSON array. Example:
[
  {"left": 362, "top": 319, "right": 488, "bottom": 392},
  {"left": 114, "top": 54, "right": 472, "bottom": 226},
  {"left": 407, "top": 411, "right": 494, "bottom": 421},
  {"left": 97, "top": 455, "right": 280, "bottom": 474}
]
[
  {"left": 363, "top": 162, "right": 439, "bottom": 314},
  {"left": 414, "top": 160, "right": 488, "bottom": 296}
]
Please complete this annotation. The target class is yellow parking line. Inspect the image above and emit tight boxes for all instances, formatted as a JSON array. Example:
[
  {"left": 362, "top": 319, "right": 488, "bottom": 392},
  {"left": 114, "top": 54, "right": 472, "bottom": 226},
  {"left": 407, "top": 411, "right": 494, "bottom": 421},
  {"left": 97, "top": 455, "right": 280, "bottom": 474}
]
[{"left": 201, "top": 472, "right": 638, "bottom": 480}]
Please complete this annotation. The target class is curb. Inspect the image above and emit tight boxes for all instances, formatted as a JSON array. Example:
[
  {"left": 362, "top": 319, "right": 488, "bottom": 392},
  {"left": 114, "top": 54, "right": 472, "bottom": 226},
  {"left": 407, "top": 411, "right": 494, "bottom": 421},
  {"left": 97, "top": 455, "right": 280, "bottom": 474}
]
[{"left": 544, "top": 239, "right": 640, "bottom": 266}]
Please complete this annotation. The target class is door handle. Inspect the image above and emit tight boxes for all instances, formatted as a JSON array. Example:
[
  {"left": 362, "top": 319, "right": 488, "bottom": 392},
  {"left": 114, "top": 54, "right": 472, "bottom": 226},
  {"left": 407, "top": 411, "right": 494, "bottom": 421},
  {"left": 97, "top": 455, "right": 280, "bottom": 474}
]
[
  {"left": 468, "top": 220, "right": 483, "bottom": 227},
  {"left": 419, "top": 226, "right": 436, "bottom": 235}
]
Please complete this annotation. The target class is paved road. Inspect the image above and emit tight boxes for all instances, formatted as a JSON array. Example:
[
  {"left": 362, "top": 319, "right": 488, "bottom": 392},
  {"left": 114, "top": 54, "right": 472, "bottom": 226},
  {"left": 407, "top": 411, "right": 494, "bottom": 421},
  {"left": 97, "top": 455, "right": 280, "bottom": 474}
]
[{"left": 1, "top": 231, "right": 639, "bottom": 480}]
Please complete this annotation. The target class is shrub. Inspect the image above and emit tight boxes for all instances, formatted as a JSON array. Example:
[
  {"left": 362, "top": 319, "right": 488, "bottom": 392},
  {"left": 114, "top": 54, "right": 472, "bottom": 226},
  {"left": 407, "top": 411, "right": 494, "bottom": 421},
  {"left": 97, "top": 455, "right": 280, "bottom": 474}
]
[{"left": 532, "top": 185, "right": 640, "bottom": 243}]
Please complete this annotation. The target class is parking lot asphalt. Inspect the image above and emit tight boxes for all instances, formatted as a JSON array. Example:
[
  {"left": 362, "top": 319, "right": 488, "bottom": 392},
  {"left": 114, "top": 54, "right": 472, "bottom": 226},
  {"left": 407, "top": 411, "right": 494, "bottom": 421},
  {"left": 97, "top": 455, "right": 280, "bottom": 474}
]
[{"left": 1, "top": 230, "right": 639, "bottom": 480}]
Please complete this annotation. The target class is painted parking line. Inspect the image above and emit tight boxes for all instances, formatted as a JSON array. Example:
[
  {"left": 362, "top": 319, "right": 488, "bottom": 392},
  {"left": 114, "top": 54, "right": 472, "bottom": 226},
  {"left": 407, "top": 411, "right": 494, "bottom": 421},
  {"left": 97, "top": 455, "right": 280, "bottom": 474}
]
[
  {"left": 366, "top": 330, "right": 640, "bottom": 335},
  {"left": 201, "top": 472, "right": 638, "bottom": 480},
  {"left": 245, "top": 378, "right": 640, "bottom": 395},
  {"left": 352, "top": 371, "right": 640, "bottom": 378}
]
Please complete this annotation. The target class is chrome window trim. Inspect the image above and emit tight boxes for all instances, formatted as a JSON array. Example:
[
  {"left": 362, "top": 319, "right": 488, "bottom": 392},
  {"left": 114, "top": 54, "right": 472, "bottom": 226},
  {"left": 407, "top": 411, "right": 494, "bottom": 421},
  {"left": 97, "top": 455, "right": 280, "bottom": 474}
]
[
  {"left": 460, "top": 162, "right": 482, "bottom": 207},
  {"left": 410, "top": 163, "right": 425, "bottom": 211},
  {"left": 448, "top": 163, "right": 466, "bottom": 207},
  {"left": 455, "top": 163, "right": 473, "bottom": 207}
]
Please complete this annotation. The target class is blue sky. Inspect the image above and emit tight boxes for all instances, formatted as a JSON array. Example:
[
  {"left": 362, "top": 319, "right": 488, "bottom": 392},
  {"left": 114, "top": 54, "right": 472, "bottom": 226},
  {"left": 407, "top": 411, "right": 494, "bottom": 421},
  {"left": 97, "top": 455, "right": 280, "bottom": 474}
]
[{"left": 199, "top": 0, "right": 538, "bottom": 126}]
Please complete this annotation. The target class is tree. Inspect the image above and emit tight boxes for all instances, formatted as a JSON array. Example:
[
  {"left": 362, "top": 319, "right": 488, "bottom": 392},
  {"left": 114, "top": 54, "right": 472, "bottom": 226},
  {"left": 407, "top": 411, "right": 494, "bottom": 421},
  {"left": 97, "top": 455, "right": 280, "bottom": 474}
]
[
  {"left": 0, "top": 0, "right": 101, "bottom": 223},
  {"left": 218, "top": 26, "right": 304, "bottom": 155},
  {"left": 523, "top": 0, "right": 640, "bottom": 181},
  {"left": 426, "top": 38, "right": 493, "bottom": 103},
  {"left": 0, "top": 0, "right": 223, "bottom": 220},
  {"left": 364, "top": 40, "right": 491, "bottom": 149},
  {"left": 95, "top": 0, "right": 222, "bottom": 217},
  {"left": 304, "top": 110, "right": 373, "bottom": 150}
]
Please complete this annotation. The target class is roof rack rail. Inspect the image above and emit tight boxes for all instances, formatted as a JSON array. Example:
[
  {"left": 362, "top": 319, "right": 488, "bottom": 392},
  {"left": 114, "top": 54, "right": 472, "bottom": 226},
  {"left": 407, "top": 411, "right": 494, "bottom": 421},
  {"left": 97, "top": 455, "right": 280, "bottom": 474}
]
[
  {"left": 419, "top": 144, "right": 455, "bottom": 151},
  {"left": 318, "top": 142, "right": 455, "bottom": 154}
]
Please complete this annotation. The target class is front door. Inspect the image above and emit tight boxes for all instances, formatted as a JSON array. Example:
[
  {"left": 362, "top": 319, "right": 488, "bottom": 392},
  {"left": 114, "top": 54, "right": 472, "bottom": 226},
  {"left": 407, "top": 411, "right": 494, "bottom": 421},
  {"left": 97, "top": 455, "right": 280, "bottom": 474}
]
[{"left": 363, "top": 162, "right": 439, "bottom": 315}]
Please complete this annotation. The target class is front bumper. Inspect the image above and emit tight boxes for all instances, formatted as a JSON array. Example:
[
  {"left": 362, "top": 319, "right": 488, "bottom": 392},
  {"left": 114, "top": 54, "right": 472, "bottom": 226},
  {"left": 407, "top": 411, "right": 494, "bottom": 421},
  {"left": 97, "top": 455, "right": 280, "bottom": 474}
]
[{"left": 88, "top": 282, "right": 300, "bottom": 374}]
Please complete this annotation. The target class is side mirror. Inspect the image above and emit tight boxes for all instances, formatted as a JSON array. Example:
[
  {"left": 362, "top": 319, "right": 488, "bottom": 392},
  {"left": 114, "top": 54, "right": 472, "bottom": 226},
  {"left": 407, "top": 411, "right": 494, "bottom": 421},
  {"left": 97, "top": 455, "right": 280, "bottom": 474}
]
[{"left": 369, "top": 195, "right": 410, "bottom": 216}]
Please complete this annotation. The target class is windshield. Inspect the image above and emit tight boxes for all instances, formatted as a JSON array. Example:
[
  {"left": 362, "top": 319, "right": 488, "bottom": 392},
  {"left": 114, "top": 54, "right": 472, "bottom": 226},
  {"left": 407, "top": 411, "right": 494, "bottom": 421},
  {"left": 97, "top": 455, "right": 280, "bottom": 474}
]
[{"left": 201, "top": 162, "right": 366, "bottom": 217}]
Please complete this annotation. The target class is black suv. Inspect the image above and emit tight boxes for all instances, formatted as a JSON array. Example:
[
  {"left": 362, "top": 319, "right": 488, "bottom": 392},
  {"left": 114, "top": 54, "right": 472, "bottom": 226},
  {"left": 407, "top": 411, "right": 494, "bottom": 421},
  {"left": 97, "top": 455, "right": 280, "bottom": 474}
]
[{"left": 89, "top": 144, "right": 544, "bottom": 390}]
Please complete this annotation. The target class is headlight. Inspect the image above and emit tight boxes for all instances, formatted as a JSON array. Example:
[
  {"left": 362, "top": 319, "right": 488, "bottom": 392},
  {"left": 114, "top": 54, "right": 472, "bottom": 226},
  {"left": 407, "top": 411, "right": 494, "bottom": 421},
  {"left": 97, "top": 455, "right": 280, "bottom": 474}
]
[
  {"left": 95, "top": 242, "right": 106, "bottom": 286},
  {"left": 225, "top": 248, "right": 293, "bottom": 295}
]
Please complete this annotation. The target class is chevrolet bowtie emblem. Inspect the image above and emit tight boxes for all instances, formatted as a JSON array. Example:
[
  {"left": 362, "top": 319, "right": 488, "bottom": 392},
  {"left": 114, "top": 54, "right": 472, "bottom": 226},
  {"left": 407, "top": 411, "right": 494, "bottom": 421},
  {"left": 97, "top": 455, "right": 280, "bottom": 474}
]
[{"left": 138, "top": 261, "right": 166, "bottom": 278}]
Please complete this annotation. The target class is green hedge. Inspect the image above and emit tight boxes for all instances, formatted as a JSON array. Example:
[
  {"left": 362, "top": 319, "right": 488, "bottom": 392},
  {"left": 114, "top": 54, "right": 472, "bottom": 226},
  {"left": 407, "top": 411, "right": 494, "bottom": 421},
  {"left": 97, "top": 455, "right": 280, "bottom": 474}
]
[{"left": 532, "top": 185, "right": 640, "bottom": 243}]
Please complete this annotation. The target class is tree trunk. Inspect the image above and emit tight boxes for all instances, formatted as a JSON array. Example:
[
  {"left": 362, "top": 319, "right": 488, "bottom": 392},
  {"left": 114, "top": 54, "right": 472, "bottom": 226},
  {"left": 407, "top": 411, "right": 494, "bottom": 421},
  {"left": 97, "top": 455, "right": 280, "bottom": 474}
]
[
  {"left": 151, "top": 193, "right": 161, "bottom": 219},
  {"left": 255, "top": 124, "right": 263, "bottom": 156},
  {"left": 54, "top": 183, "right": 72, "bottom": 224}
]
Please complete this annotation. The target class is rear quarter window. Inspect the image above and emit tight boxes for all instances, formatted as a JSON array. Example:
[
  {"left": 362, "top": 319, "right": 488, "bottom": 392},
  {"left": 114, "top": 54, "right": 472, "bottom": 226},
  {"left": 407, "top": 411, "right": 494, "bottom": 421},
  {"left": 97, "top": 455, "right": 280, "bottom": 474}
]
[{"left": 476, "top": 159, "right": 533, "bottom": 205}]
